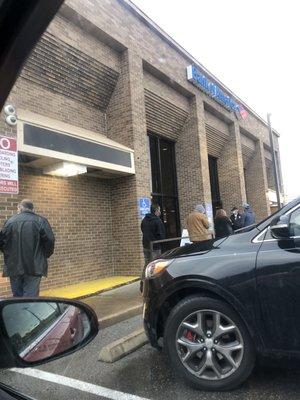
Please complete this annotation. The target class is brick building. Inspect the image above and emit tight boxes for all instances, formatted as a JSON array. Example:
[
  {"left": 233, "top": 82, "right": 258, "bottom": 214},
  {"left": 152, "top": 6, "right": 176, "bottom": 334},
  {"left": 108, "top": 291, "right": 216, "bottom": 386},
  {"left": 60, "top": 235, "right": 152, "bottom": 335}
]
[{"left": 0, "top": 0, "right": 283, "bottom": 295}]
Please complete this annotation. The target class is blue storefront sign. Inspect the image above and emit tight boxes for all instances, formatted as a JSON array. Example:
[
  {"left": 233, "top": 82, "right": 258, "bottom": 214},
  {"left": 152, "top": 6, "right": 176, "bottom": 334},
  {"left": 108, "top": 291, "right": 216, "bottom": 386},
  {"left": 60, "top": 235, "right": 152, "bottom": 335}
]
[
  {"left": 186, "top": 65, "right": 247, "bottom": 119},
  {"left": 139, "top": 197, "right": 151, "bottom": 219}
]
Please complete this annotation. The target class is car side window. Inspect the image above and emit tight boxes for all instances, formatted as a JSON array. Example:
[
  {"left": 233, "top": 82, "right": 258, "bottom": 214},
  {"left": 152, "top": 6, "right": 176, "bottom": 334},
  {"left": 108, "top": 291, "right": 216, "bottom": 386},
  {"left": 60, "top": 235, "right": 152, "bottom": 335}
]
[{"left": 290, "top": 208, "right": 300, "bottom": 237}]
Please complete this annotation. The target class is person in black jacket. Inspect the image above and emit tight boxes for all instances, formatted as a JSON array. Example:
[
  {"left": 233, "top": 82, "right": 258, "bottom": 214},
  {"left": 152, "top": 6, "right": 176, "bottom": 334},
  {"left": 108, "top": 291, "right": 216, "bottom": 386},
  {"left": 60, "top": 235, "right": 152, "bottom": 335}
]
[
  {"left": 140, "top": 203, "right": 165, "bottom": 292},
  {"left": 230, "top": 206, "right": 244, "bottom": 231},
  {"left": 0, "top": 199, "right": 55, "bottom": 297},
  {"left": 141, "top": 203, "right": 165, "bottom": 267},
  {"left": 214, "top": 209, "right": 233, "bottom": 239}
]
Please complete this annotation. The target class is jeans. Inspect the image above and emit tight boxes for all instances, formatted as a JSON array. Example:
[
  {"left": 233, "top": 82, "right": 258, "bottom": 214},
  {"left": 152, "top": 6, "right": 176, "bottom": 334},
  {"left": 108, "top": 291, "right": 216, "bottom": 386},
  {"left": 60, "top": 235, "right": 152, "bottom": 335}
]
[{"left": 10, "top": 275, "right": 42, "bottom": 297}]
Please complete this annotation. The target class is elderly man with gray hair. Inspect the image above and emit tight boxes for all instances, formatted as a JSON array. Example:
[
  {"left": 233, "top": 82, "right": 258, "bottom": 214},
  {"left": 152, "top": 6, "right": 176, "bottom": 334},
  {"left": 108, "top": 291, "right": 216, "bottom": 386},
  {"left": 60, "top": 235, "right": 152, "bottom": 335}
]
[
  {"left": 186, "top": 204, "right": 211, "bottom": 243},
  {"left": 0, "top": 199, "right": 55, "bottom": 297}
]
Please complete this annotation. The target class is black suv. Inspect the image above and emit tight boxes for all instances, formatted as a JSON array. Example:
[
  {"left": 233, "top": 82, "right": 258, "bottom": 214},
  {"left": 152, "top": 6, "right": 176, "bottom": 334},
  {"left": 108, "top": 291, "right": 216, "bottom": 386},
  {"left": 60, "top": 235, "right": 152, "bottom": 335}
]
[{"left": 143, "top": 197, "right": 300, "bottom": 391}]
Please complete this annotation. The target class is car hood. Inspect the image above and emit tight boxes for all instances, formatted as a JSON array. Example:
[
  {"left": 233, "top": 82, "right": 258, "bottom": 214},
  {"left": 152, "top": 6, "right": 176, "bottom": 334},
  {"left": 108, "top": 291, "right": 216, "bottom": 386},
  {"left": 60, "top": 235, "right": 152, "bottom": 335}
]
[{"left": 162, "top": 237, "right": 228, "bottom": 259}]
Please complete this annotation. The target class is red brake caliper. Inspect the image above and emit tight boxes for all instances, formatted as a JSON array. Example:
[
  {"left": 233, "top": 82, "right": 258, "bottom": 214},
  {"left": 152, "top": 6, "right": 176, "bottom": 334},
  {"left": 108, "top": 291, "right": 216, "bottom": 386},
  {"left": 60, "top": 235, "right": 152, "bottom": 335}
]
[{"left": 185, "top": 330, "right": 196, "bottom": 341}]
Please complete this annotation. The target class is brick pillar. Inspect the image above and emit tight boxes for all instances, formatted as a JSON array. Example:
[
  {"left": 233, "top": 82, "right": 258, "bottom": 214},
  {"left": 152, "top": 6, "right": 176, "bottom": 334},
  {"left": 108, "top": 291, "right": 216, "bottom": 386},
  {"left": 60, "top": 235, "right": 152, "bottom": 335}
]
[
  {"left": 245, "top": 139, "right": 270, "bottom": 221},
  {"left": 218, "top": 121, "right": 247, "bottom": 214},
  {"left": 107, "top": 49, "right": 151, "bottom": 276},
  {"left": 176, "top": 95, "right": 212, "bottom": 229}
]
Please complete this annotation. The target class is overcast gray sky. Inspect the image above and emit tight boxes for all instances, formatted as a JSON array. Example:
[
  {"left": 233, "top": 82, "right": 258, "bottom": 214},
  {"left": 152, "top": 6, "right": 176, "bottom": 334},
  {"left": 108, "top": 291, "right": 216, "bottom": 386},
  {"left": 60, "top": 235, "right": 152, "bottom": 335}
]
[{"left": 132, "top": 0, "right": 299, "bottom": 201}]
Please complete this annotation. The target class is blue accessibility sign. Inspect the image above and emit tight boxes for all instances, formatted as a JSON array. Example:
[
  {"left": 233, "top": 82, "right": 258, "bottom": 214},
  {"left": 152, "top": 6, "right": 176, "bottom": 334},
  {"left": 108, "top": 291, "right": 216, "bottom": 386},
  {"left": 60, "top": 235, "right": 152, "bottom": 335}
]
[{"left": 139, "top": 197, "right": 151, "bottom": 219}]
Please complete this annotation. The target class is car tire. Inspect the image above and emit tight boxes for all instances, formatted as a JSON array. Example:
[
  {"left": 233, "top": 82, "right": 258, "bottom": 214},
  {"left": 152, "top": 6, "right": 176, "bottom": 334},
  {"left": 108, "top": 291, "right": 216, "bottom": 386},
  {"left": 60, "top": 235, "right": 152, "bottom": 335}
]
[{"left": 164, "top": 295, "right": 255, "bottom": 391}]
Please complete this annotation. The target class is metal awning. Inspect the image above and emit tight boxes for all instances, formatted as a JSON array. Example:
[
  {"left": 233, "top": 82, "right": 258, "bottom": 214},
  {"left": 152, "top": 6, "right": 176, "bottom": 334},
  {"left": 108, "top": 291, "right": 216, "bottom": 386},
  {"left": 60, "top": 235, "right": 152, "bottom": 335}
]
[{"left": 17, "top": 110, "right": 135, "bottom": 178}]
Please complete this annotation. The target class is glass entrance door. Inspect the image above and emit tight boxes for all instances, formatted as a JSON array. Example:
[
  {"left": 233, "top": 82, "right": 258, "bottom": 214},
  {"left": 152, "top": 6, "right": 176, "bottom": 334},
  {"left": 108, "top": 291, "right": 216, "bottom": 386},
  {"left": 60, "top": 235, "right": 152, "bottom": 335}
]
[{"left": 149, "top": 134, "right": 181, "bottom": 249}]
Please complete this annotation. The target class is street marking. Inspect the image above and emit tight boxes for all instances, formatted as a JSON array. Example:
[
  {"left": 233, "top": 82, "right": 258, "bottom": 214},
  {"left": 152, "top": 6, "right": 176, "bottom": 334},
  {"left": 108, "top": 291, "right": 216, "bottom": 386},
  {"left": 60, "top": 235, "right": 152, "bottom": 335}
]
[{"left": 11, "top": 368, "right": 150, "bottom": 400}]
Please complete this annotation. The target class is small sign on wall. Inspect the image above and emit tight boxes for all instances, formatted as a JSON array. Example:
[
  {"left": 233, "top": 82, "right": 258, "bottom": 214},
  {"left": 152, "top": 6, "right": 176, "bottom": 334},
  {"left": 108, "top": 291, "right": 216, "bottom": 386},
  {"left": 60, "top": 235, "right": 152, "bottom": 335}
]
[
  {"left": 139, "top": 197, "right": 151, "bottom": 219},
  {"left": 205, "top": 202, "right": 215, "bottom": 232},
  {"left": 0, "top": 136, "right": 18, "bottom": 194}
]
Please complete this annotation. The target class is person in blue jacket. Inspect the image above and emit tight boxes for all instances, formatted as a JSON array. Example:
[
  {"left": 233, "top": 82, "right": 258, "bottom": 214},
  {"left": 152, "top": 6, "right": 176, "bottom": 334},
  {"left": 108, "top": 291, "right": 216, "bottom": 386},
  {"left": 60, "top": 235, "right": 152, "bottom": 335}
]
[{"left": 242, "top": 203, "right": 256, "bottom": 227}]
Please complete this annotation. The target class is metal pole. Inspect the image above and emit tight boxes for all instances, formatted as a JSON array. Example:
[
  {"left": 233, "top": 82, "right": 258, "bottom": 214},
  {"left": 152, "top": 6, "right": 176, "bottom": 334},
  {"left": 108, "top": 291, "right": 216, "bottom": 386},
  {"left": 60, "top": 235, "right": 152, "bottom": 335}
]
[{"left": 267, "top": 113, "right": 281, "bottom": 208}]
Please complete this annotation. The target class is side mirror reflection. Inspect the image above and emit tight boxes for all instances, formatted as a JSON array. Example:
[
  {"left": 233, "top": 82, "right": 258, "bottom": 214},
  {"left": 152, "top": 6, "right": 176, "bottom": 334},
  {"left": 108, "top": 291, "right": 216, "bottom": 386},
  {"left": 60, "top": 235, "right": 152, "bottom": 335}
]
[
  {"left": 1, "top": 300, "right": 98, "bottom": 364},
  {"left": 270, "top": 215, "right": 291, "bottom": 240}
]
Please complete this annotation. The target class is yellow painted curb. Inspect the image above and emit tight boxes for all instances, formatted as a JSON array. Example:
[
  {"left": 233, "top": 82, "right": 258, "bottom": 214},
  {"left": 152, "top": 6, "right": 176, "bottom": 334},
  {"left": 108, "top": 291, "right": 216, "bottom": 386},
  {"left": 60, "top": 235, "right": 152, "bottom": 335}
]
[{"left": 41, "top": 276, "right": 139, "bottom": 299}]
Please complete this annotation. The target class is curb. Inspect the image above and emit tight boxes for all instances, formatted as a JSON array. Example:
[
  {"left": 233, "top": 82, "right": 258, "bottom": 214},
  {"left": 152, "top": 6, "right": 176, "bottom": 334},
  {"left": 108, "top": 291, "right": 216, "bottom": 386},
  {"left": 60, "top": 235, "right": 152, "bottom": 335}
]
[
  {"left": 75, "top": 278, "right": 140, "bottom": 300},
  {"left": 98, "top": 304, "right": 143, "bottom": 328},
  {"left": 99, "top": 328, "right": 148, "bottom": 363}
]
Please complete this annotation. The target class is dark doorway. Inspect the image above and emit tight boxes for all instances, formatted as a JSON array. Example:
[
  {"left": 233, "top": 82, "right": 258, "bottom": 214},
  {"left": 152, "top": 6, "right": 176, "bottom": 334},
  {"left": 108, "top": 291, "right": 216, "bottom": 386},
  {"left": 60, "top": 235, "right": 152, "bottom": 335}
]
[
  {"left": 148, "top": 134, "right": 181, "bottom": 250},
  {"left": 208, "top": 155, "right": 222, "bottom": 215}
]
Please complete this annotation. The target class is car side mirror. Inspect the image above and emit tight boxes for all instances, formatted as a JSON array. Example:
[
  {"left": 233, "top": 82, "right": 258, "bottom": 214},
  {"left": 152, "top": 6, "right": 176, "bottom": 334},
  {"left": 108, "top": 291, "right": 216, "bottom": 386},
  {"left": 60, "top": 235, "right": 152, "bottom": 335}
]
[
  {"left": 0, "top": 298, "right": 98, "bottom": 368},
  {"left": 270, "top": 215, "right": 291, "bottom": 239}
]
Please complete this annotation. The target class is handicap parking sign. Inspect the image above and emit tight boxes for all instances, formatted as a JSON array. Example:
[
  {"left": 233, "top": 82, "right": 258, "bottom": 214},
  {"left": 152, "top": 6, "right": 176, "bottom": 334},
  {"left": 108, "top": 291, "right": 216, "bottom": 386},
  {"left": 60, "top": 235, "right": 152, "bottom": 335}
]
[{"left": 139, "top": 197, "right": 151, "bottom": 219}]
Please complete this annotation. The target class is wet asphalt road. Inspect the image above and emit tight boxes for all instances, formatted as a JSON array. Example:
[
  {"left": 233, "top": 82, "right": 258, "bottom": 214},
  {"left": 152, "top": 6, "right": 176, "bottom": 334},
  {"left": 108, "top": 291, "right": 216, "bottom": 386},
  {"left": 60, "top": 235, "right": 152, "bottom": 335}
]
[{"left": 1, "top": 315, "right": 300, "bottom": 400}]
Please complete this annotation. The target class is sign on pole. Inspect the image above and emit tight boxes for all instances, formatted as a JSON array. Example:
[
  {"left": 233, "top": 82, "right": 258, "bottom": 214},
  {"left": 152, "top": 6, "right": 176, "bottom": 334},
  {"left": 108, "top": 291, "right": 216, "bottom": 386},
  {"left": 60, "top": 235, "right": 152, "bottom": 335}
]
[
  {"left": 139, "top": 197, "right": 151, "bottom": 219},
  {"left": 0, "top": 136, "right": 18, "bottom": 194}
]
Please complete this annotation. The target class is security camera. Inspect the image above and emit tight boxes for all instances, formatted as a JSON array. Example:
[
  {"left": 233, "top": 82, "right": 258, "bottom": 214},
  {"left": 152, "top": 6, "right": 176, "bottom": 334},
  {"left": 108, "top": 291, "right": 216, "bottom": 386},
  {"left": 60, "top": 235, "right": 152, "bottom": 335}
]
[
  {"left": 5, "top": 115, "right": 17, "bottom": 126},
  {"left": 4, "top": 105, "right": 16, "bottom": 115}
]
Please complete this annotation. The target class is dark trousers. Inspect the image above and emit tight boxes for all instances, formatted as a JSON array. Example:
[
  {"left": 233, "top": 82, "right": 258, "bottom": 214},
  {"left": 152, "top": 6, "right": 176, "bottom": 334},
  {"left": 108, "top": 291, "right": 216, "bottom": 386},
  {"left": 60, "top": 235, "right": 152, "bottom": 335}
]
[{"left": 10, "top": 275, "right": 42, "bottom": 297}]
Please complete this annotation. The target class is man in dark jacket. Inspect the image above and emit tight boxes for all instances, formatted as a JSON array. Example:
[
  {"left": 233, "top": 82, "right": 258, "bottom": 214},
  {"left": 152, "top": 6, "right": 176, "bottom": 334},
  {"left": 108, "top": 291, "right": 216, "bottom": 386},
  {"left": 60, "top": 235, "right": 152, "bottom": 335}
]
[
  {"left": 242, "top": 203, "right": 256, "bottom": 227},
  {"left": 0, "top": 199, "right": 55, "bottom": 297},
  {"left": 141, "top": 203, "right": 165, "bottom": 268},
  {"left": 230, "top": 207, "right": 244, "bottom": 231}
]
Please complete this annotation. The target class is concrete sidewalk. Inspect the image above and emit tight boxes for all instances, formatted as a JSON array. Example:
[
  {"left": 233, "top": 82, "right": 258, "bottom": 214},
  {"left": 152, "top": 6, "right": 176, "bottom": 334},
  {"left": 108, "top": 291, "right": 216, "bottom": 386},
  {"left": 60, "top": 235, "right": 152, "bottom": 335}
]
[{"left": 82, "top": 281, "right": 143, "bottom": 327}]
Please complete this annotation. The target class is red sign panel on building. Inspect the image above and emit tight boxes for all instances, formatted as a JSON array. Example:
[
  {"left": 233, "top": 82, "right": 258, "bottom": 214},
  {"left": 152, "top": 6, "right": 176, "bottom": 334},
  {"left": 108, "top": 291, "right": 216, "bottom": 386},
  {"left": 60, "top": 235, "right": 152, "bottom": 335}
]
[{"left": 0, "top": 136, "right": 18, "bottom": 194}]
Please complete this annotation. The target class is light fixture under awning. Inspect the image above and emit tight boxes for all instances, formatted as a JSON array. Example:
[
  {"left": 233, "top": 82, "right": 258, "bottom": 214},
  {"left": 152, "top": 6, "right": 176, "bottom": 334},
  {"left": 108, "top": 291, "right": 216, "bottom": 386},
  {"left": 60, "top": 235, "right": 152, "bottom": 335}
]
[
  {"left": 17, "top": 110, "right": 135, "bottom": 177},
  {"left": 43, "top": 162, "right": 87, "bottom": 177}
]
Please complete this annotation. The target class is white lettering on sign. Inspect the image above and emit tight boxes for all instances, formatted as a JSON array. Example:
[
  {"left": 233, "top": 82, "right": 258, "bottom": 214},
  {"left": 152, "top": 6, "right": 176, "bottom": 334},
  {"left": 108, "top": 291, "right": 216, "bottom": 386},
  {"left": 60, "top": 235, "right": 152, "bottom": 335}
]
[{"left": 0, "top": 136, "right": 18, "bottom": 194}]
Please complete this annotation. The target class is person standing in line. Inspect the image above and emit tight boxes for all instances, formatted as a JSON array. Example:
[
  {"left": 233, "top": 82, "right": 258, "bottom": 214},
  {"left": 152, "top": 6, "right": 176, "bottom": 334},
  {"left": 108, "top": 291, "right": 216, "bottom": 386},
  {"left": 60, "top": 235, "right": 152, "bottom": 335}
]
[
  {"left": 230, "top": 206, "right": 244, "bottom": 231},
  {"left": 141, "top": 203, "right": 165, "bottom": 268},
  {"left": 214, "top": 209, "right": 233, "bottom": 239},
  {"left": 242, "top": 203, "right": 256, "bottom": 227},
  {"left": 0, "top": 199, "right": 55, "bottom": 297},
  {"left": 186, "top": 204, "right": 211, "bottom": 243}
]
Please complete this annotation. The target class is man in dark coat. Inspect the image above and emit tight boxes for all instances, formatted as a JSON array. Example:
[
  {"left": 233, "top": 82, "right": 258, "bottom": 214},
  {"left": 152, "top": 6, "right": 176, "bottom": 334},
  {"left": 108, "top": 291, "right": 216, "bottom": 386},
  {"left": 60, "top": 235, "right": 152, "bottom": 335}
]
[
  {"left": 0, "top": 199, "right": 55, "bottom": 297},
  {"left": 140, "top": 203, "right": 165, "bottom": 292},
  {"left": 141, "top": 203, "right": 165, "bottom": 267},
  {"left": 230, "top": 207, "right": 244, "bottom": 231}
]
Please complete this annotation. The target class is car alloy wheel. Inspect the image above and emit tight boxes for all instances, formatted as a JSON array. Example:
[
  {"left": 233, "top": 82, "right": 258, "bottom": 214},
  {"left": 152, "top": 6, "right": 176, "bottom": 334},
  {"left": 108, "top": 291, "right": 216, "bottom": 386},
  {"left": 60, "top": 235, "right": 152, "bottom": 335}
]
[
  {"left": 176, "top": 309, "right": 244, "bottom": 380},
  {"left": 164, "top": 296, "right": 255, "bottom": 390}
]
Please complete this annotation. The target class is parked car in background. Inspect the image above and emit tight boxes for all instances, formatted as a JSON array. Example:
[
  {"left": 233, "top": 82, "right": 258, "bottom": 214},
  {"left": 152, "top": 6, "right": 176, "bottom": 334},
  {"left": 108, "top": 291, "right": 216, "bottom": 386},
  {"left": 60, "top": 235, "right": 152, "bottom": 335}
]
[
  {"left": 0, "top": 297, "right": 98, "bottom": 399},
  {"left": 143, "top": 197, "right": 300, "bottom": 390}
]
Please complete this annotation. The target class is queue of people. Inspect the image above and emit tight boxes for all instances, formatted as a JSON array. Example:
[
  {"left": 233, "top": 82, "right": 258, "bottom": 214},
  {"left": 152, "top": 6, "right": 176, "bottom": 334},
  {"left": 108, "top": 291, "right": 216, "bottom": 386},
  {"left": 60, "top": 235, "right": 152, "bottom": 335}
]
[{"left": 139, "top": 200, "right": 256, "bottom": 286}]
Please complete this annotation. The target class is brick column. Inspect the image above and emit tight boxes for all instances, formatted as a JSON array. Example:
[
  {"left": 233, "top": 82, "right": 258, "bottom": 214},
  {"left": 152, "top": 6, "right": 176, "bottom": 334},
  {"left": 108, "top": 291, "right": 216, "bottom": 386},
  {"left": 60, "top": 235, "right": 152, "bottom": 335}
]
[
  {"left": 218, "top": 121, "right": 247, "bottom": 214},
  {"left": 107, "top": 49, "right": 151, "bottom": 276},
  {"left": 176, "top": 95, "right": 212, "bottom": 228},
  {"left": 245, "top": 139, "right": 270, "bottom": 221}
]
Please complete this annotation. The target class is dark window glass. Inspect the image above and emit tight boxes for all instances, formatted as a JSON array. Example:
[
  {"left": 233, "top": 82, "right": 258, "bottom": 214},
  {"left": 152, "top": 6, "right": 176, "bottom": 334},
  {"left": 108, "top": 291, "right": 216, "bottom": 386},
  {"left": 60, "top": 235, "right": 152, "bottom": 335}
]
[
  {"left": 148, "top": 134, "right": 181, "bottom": 245},
  {"left": 159, "top": 139, "right": 176, "bottom": 196},
  {"left": 24, "top": 124, "right": 132, "bottom": 168},
  {"left": 149, "top": 135, "right": 161, "bottom": 194},
  {"left": 208, "top": 155, "right": 222, "bottom": 215}
]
